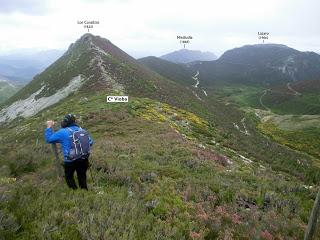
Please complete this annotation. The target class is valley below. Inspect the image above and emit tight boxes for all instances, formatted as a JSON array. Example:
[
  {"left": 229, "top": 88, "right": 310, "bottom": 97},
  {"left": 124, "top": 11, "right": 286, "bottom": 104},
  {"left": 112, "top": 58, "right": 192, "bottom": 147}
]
[{"left": 1, "top": 34, "right": 320, "bottom": 239}]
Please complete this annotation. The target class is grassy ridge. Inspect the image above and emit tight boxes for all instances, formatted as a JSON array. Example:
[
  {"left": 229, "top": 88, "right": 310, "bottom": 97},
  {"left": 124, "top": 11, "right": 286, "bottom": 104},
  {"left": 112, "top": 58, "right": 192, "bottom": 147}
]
[{"left": 1, "top": 92, "right": 319, "bottom": 239}]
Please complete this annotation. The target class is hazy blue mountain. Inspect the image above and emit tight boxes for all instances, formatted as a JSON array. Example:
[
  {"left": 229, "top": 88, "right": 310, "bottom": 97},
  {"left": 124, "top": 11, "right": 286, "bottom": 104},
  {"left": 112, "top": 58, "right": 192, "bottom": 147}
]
[
  {"left": 0, "top": 75, "right": 20, "bottom": 103},
  {"left": 160, "top": 49, "right": 217, "bottom": 63},
  {"left": 0, "top": 49, "right": 64, "bottom": 84}
]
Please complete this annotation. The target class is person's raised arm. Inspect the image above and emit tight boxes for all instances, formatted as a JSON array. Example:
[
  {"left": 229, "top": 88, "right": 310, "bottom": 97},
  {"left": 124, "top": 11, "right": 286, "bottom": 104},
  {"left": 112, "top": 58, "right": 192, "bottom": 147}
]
[{"left": 45, "top": 120, "right": 62, "bottom": 144}]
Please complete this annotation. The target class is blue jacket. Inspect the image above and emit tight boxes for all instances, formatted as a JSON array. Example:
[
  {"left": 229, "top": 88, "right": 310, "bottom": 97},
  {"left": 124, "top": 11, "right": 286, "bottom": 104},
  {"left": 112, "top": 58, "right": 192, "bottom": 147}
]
[{"left": 45, "top": 124, "right": 94, "bottom": 162}]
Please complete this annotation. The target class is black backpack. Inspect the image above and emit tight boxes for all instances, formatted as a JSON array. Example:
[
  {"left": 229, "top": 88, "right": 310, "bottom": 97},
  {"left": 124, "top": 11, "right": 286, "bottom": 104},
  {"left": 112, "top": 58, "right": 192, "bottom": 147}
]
[{"left": 67, "top": 127, "right": 91, "bottom": 161}]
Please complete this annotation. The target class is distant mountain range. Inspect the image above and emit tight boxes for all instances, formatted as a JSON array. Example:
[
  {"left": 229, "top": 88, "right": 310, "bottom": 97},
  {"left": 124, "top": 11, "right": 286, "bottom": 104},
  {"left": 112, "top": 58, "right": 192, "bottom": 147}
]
[
  {"left": 160, "top": 49, "right": 217, "bottom": 63},
  {"left": 2, "top": 41, "right": 320, "bottom": 111},
  {"left": 0, "top": 49, "right": 64, "bottom": 103},
  {"left": 141, "top": 44, "right": 320, "bottom": 88},
  {"left": 0, "top": 49, "right": 64, "bottom": 84},
  {"left": 0, "top": 75, "right": 20, "bottom": 103}
]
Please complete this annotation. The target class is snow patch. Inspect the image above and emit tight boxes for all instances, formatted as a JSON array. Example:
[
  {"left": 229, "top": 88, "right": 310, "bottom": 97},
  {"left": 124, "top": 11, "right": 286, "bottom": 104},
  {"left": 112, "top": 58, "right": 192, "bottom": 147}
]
[
  {"left": 259, "top": 164, "right": 266, "bottom": 170},
  {"left": 240, "top": 117, "right": 250, "bottom": 135},
  {"left": 192, "top": 71, "right": 200, "bottom": 88},
  {"left": 277, "top": 55, "right": 298, "bottom": 81},
  {"left": 239, "top": 154, "right": 253, "bottom": 164},
  {"left": 202, "top": 89, "right": 208, "bottom": 96},
  {"left": 233, "top": 123, "right": 240, "bottom": 130},
  {"left": 191, "top": 70, "right": 207, "bottom": 98},
  {"left": 0, "top": 75, "right": 84, "bottom": 123},
  {"left": 192, "top": 90, "right": 202, "bottom": 101},
  {"left": 233, "top": 118, "right": 250, "bottom": 135},
  {"left": 278, "top": 66, "right": 286, "bottom": 74},
  {"left": 190, "top": 70, "right": 204, "bottom": 100}
]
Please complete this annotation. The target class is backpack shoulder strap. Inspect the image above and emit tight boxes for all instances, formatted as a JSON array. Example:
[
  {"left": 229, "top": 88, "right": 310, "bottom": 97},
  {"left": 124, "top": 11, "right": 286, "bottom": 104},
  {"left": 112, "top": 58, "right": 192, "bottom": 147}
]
[{"left": 66, "top": 127, "right": 74, "bottom": 133}]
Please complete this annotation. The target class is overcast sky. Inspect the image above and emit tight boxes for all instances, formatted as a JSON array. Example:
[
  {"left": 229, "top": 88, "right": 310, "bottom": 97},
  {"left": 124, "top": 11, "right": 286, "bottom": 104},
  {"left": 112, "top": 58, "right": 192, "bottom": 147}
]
[{"left": 0, "top": 0, "right": 319, "bottom": 58}]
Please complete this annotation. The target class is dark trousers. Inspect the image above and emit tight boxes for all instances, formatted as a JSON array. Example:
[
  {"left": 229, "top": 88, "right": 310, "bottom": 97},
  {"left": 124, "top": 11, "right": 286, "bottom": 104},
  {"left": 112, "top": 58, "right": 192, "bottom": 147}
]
[{"left": 64, "top": 157, "right": 89, "bottom": 190}]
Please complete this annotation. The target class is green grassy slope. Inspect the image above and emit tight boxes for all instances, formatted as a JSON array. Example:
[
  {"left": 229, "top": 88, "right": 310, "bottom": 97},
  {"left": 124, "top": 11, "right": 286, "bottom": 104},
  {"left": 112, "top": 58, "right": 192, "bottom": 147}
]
[
  {"left": 124, "top": 72, "right": 320, "bottom": 186},
  {"left": 2, "top": 34, "right": 320, "bottom": 239},
  {"left": 211, "top": 80, "right": 320, "bottom": 115},
  {"left": 203, "top": 83, "right": 320, "bottom": 171},
  {"left": 1, "top": 91, "right": 319, "bottom": 239},
  {"left": 256, "top": 80, "right": 320, "bottom": 115},
  {"left": 138, "top": 56, "right": 195, "bottom": 86},
  {"left": 258, "top": 122, "right": 320, "bottom": 160},
  {"left": 207, "top": 82, "right": 320, "bottom": 183},
  {"left": 0, "top": 81, "right": 19, "bottom": 103},
  {"left": 262, "top": 93, "right": 320, "bottom": 115},
  {"left": 255, "top": 111, "right": 320, "bottom": 163}
]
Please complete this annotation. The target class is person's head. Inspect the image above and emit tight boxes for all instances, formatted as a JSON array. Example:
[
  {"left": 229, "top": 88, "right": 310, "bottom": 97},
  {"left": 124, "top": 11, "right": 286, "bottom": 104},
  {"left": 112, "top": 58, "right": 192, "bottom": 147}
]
[{"left": 61, "top": 114, "right": 77, "bottom": 128}]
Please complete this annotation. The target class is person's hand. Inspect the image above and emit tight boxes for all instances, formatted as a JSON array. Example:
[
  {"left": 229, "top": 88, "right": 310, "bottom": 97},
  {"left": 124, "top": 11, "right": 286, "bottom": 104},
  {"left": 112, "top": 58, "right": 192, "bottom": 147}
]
[{"left": 46, "top": 120, "right": 55, "bottom": 128}]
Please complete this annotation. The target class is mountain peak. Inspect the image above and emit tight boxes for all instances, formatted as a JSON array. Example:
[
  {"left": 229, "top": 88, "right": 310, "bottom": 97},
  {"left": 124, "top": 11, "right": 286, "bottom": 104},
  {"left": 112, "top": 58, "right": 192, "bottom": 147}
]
[
  {"left": 218, "top": 43, "right": 302, "bottom": 67},
  {"left": 77, "top": 33, "right": 111, "bottom": 44},
  {"left": 0, "top": 33, "right": 199, "bottom": 123},
  {"left": 76, "top": 33, "right": 95, "bottom": 45},
  {"left": 67, "top": 33, "right": 106, "bottom": 52},
  {"left": 80, "top": 32, "right": 94, "bottom": 38},
  {"left": 0, "top": 34, "right": 133, "bottom": 122}
]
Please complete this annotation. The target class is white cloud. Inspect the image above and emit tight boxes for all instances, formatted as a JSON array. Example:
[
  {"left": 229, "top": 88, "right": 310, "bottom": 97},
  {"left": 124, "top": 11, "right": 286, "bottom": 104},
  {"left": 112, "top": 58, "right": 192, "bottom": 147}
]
[
  {"left": 0, "top": 0, "right": 49, "bottom": 15},
  {"left": 0, "top": 0, "right": 319, "bottom": 57}
]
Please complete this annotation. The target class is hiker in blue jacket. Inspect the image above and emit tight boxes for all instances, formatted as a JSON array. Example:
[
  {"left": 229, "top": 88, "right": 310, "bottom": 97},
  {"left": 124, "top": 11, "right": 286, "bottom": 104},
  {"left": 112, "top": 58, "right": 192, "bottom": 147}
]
[{"left": 45, "top": 114, "right": 93, "bottom": 190}]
